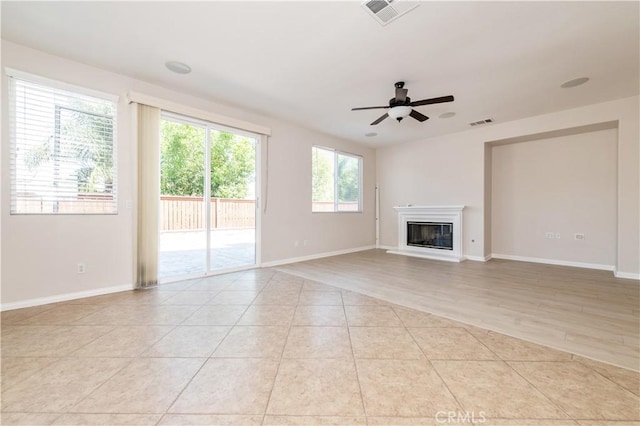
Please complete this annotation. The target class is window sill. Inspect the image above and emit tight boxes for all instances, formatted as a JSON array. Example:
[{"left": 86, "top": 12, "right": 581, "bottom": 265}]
[{"left": 311, "top": 211, "right": 363, "bottom": 214}]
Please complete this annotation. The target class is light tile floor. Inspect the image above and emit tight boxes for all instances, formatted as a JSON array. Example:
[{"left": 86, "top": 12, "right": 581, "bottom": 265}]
[{"left": 1, "top": 269, "right": 639, "bottom": 425}]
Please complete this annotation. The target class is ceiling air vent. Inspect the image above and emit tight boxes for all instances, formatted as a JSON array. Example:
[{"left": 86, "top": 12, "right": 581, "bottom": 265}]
[
  {"left": 362, "top": 0, "right": 420, "bottom": 26},
  {"left": 469, "top": 118, "right": 494, "bottom": 127}
]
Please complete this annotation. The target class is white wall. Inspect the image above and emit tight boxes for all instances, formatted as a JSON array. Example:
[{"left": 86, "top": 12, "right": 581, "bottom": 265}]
[
  {"left": 261, "top": 122, "right": 376, "bottom": 263},
  {"left": 377, "top": 96, "right": 639, "bottom": 277},
  {"left": 376, "top": 133, "right": 486, "bottom": 255},
  {"left": 491, "top": 128, "right": 617, "bottom": 267},
  {"left": 0, "top": 41, "right": 376, "bottom": 307}
]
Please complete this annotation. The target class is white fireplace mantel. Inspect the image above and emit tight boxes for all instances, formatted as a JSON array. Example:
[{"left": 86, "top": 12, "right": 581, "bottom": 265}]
[{"left": 388, "top": 205, "right": 465, "bottom": 262}]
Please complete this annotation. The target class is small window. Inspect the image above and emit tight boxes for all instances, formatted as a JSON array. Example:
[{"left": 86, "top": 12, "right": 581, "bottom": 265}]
[
  {"left": 312, "top": 146, "right": 362, "bottom": 212},
  {"left": 8, "top": 71, "right": 118, "bottom": 214}
]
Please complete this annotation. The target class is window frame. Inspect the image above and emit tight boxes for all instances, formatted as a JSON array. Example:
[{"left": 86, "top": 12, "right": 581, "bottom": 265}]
[
  {"left": 312, "top": 145, "right": 363, "bottom": 213},
  {"left": 7, "top": 68, "right": 119, "bottom": 215}
]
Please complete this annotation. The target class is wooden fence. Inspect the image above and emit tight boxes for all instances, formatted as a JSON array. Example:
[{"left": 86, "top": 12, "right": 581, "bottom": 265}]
[
  {"left": 14, "top": 193, "right": 116, "bottom": 214},
  {"left": 13, "top": 194, "right": 254, "bottom": 230},
  {"left": 160, "top": 196, "right": 255, "bottom": 231}
]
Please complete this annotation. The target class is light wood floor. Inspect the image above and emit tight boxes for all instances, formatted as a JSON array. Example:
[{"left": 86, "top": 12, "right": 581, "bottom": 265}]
[{"left": 277, "top": 249, "right": 640, "bottom": 371}]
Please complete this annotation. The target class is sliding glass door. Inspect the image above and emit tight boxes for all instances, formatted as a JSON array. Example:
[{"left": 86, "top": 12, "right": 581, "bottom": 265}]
[
  {"left": 158, "top": 119, "right": 207, "bottom": 279},
  {"left": 158, "top": 114, "right": 258, "bottom": 281},
  {"left": 208, "top": 129, "right": 256, "bottom": 271}
]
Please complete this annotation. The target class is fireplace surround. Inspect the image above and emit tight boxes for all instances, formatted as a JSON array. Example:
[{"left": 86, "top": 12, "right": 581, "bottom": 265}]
[{"left": 388, "top": 205, "right": 465, "bottom": 262}]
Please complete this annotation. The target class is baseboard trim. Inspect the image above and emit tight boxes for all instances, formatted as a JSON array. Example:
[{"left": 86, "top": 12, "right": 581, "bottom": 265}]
[
  {"left": 491, "top": 253, "right": 615, "bottom": 272},
  {"left": 261, "top": 245, "right": 377, "bottom": 268},
  {"left": 376, "top": 245, "right": 395, "bottom": 251},
  {"left": 614, "top": 270, "right": 640, "bottom": 280},
  {"left": 465, "top": 255, "right": 491, "bottom": 262},
  {"left": 1, "top": 283, "right": 134, "bottom": 312}
]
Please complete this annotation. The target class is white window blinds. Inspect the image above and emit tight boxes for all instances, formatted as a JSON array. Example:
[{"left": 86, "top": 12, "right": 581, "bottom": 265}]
[{"left": 8, "top": 71, "right": 118, "bottom": 214}]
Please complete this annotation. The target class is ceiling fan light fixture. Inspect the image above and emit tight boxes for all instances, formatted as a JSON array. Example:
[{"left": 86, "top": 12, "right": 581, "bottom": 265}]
[{"left": 388, "top": 105, "right": 412, "bottom": 121}]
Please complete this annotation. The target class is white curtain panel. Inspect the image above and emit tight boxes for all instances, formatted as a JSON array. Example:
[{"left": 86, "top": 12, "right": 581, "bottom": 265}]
[{"left": 136, "top": 104, "right": 161, "bottom": 288}]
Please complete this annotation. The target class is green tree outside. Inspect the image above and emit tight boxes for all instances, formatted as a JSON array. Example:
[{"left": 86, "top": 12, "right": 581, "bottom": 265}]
[
  {"left": 312, "top": 147, "right": 360, "bottom": 208},
  {"left": 337, "top": 153, "right": 359, "bottom": 203},
  {"left": 160, "top": 121, "right": 255, "bottom": 199},
  {"left": 312, "top": 146, "right": 334, "bottom": 203}
]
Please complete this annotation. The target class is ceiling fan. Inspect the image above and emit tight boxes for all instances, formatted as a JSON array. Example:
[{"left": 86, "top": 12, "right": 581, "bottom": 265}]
[{"left": 351, "top": 82, "right": 454, "bottom": 125}]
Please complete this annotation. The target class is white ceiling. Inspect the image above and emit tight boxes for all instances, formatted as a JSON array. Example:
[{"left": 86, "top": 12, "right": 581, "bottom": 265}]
[{"left": 2, "top": 1, "right": 638, "bottom": 147}]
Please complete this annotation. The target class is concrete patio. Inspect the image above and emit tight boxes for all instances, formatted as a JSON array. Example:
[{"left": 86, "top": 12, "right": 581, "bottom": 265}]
[{"left": 158, "top": 229, "right": 255, "bottom": 280}]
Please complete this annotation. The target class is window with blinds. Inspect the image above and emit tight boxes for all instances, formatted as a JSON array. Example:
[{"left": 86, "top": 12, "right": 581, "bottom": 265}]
[{"left": 8, "top": 71, "right": 118, "bottom": 214}]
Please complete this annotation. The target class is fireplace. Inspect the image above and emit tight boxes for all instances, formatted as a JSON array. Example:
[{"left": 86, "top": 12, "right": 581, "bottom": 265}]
[
  {"left": 407, "top": 222, "right": 453, "bottom": 250},
  {"left": 388, "top": 205, "right": 465, "bottom": 262}
]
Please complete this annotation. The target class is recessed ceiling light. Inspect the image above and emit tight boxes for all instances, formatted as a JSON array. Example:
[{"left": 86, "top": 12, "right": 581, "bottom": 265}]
[
  {"left": 365, "top": 132, "right": 377, "bottom": 137},
  {"left": 561, "top": 77, "right": 589, "bottom": 88},
  {"left": 165, "top": 61, "right": 192, "bottom": 74},
  {"left": 439, "top": 112, "right": 456, "bottom": 119}
]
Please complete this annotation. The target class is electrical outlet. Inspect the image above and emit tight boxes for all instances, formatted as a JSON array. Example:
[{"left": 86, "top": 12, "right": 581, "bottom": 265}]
[
  {"left": 303, "top": 240, "right": 308, "bottom": 246},
  {"left": 77, "top": 263, "right": 86, "bottom": 274},
  {"left": 545, "top": 232, "right": 554, "bottom": 239},
  {"left": 575, "top": 233, "right": 585, "bottom": 240},
  {"left": 294, "top": 240, "right": 299, "bottom": 247},
  {"left": 555, "top": 233, "right": 561, "bottom": 239}
]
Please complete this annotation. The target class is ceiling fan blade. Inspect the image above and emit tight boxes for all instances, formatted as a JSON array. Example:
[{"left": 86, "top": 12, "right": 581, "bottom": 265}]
[
  {"left": 410, "top": 109, "right": 429, "bottom": 122},
  {"left": 395, "top": 87, "right": 408, "bottom": 102},
  {"left": 371, "top": 113, "right": 389, "bottom": 125},
  {"left": 409, "top": 95, "right": 454, "bottom": 107},
  {"left": 352, "top": 106, "right": 389, "bottom": 111}
]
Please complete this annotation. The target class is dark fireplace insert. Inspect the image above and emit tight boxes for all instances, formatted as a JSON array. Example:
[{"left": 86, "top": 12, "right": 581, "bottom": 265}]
[{"left": 407, "top": 222, "right": 453, "bottom": 250}]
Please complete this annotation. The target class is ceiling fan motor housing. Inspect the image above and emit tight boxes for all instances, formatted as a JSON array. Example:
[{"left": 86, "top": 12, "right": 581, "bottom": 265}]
[{"left": 389, "top": 97, "right": 411, "bottom": 107}]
